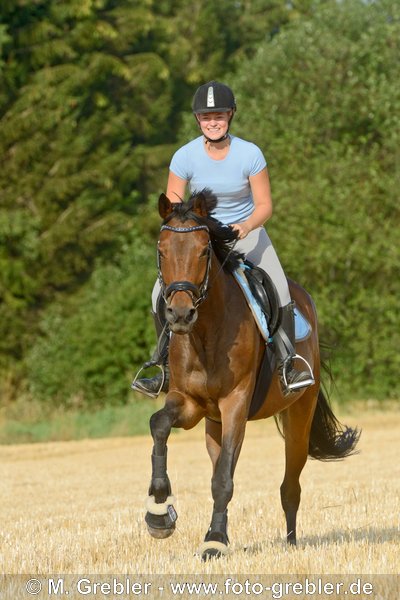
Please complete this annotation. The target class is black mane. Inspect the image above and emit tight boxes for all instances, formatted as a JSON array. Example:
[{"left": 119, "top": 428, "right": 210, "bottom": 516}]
[{"left": 163, "top": 188, "right": 244, "bottom": 272}]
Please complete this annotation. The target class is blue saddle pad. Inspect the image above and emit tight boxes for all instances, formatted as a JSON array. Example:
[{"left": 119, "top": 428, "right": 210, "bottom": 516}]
[{"left": 233, "top": 267, "right": 311, "bottom": 342}]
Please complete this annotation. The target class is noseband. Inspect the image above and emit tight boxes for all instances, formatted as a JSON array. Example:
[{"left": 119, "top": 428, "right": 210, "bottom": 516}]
[{"left": 157, "top": 224, "right": 212, "bottom": 308}]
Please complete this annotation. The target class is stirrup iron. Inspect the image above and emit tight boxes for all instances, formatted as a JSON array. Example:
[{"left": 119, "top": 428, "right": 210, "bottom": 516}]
[
  {"left": 281, "top": 354, "right": 315, "bottom": 392},
  {"left": 131, "top": 364, "right": 166, "bottom": 399}
]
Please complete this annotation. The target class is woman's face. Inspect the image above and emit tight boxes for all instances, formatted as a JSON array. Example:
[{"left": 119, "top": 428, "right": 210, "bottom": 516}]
[{"left": 196, "top": 111, "right": 232, "bottom": 141}]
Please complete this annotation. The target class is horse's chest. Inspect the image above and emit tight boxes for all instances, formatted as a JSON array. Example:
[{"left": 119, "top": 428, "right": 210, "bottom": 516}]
[
  {"left": 170, "top": 334, "right": 241, "bottom": 403},
  {"left": 189, "top": 356, "right": 228, "bottom": 402}
]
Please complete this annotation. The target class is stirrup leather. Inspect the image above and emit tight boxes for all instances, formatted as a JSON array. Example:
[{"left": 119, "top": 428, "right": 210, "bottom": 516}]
[
  {"left": 131, "top": 364, "right": 166, "bottom": 399},
  {"left": 281, "top": 354, "right": 315, "bottom": 392}
]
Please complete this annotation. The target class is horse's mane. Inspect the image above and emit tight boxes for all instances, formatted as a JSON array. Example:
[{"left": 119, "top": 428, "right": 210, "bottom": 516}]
[{"left": 163, "top": 189, "right": 244, "bottom": 272}]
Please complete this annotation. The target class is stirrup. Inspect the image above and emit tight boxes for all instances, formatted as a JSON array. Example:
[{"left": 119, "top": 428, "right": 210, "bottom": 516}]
[
  {"left": 281, "top": 354, "right": 315, "bottom": 392},
  {"left": 131, "top": 364, "right": 165, "bottom": 399}
]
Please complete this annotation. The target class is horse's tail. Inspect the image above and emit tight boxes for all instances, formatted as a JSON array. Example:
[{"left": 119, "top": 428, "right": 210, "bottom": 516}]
[
  {"left": 307, "top": 389, "right": 360, "bottom": 461},
  {"left": 274, "top": 390, "right": 360, "bottom": 461}
]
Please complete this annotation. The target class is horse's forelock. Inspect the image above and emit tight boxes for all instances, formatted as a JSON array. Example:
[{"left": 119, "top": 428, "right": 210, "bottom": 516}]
[
  {"left": 188, "top": 188, "right": 218, "bottom": 215},
  {"left": 163, "top": 189, "right": 217, "bottom": 225}
]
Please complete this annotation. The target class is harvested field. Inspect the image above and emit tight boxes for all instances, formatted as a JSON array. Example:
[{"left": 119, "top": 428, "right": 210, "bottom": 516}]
[{"left": 0, "top": 410, "right": 398, "bottom": 584}]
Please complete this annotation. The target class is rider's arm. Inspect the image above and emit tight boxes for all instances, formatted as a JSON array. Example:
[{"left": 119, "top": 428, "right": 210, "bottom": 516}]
[
  {"left": 166, "top": 171, "right": 187, "bottom": 203},
  {"left": 230, "top": 167, "right": 273, "bottom": 239}
]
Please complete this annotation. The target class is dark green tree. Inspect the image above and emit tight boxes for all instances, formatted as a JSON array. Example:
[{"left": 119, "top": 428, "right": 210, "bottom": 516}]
[
  {"left": 25, "top": 200, "right": 159, "bottom": 407},
  {"left": 0, "top": 0, "right": 173, "bottom": 372},
  {"left": 228, "top": 0, "right": 400, "bottom": 398}
]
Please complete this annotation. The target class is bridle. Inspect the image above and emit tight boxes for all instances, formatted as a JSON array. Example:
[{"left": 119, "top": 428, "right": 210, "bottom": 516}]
[{"left": 157, "top": 223, "right": 213, "bottom": 308}]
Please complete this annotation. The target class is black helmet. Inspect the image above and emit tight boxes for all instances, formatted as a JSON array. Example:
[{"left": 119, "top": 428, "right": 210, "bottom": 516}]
[{"left": 192, "top": 81, "right": 236, "bottom": 114}]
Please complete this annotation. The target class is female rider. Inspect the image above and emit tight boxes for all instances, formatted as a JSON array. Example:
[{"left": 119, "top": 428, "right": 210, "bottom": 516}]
[{"left": 132, "top": 81, "right": 314, "bottom": 397}]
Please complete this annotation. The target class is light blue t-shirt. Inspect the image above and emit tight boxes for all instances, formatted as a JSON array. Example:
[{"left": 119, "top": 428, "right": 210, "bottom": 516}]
[{"left": 169, "top": 135, "right": 267, "bottom": 225}]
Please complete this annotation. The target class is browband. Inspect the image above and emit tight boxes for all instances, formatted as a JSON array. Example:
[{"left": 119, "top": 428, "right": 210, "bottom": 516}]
[{"left": 160, "top": 224, "right": 209, "bottom": 233}]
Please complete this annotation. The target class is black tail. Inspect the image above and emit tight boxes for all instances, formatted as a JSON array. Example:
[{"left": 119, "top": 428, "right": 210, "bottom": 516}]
[
  {"left": 308, "top": 390, "right": 360, "bottom": 461},
  {"left": 274, "top": 390, "right": 360, "bottom": 461}
]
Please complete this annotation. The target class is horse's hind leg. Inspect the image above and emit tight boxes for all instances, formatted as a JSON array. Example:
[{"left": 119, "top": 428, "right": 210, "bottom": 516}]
[
  {"left": 201, "top": 402, "right": 247, "bottom": 560},
  {"left": 279, "top": 389, "right": 317, "bottom": 545},
  {"left": 146, "top": 393, "right": 203, "bottom": 539}
]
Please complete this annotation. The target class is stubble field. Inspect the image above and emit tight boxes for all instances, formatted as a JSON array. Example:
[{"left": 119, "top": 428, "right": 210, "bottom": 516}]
[{"left": 0, "top": 408, "right": 398, "bottom": 593}]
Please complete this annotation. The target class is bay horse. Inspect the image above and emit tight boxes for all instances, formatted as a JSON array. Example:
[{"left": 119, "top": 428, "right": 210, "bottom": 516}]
[{"left": 145, "top": 189, "right": 359, "bottom": 560}]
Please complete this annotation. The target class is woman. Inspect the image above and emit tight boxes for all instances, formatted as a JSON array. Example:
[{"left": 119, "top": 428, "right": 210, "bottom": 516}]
[{"left": 132, "top": 81, "right": 314, "bottom": 397}]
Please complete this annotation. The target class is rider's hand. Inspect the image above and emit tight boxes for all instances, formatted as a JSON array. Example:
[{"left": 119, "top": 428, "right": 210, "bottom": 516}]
[{"left": 230, "top": 222, "right": 251, "bottom": 240}]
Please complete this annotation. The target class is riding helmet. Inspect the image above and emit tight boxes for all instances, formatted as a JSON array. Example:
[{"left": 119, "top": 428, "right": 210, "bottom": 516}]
[{"left": 192, "top": 81, "right": 236, "bottom": 114}]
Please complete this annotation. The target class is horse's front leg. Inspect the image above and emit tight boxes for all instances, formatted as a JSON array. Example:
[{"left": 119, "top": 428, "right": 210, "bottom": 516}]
[
  {"left": 201, "top": 397, "right": 248, "bottom": 560},
  {"left": 146, "top": 403, "right": 176, "bottom": 539},
  {"left": 146, "top": 392, "right": 203, "bottom": 539}
]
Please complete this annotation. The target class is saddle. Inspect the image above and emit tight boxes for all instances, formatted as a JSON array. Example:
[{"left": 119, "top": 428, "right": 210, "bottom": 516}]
[
  {"left": 234, "top": 260, "right": 312, "bottom": 417},
  {"left": 234, "top": 260, "right": 311, "bottom": 343},
  {"left": 241, "top": 260, "right": 280, "bottom": 336}
]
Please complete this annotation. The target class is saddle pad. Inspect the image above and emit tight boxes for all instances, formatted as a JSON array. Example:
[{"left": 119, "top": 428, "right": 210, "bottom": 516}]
[{"left": 233, "top": 268, "right": 311, "bottom": 342}]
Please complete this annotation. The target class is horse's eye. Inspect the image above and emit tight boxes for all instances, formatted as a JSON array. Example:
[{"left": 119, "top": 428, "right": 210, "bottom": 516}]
[{"left": 200, "top": 247, "right": 209, "bottom": 258}]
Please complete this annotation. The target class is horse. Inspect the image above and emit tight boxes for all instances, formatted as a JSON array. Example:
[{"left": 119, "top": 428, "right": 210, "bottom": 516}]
[{"left": 144, "top": 189, "right": 359, "bottom": 560}]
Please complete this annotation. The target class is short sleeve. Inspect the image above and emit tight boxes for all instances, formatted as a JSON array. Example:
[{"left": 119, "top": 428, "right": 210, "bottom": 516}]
[
  {"left": 169, "top": 146, "right": 191, "bottom": 180},
  {"left": 249, "top": 144, "right": 267, "bottom": 176}
]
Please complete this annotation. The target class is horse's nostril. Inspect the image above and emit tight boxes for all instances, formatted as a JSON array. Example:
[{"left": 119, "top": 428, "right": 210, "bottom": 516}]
[
  {"left": 187, "top": 308, "right": 196, "bottom": 322},
  {"left": 165, "top": 305, "right": 197, "bottom": 327}
]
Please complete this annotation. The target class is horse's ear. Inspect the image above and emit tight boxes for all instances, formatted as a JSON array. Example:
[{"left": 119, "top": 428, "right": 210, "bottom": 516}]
[
  {"left": 192, "top": 192, "right": 208, "bottom": 217},
  {"left": 159, "top": 193, "right": 173, "bottom": 219}
]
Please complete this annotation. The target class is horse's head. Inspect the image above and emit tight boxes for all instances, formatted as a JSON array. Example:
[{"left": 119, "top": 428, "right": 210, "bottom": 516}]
[{"left": 157, "top": 191, "right": 214, "bottom": 334}]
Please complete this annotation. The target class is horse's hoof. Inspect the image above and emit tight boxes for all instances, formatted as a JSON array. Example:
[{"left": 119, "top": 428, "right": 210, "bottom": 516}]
[
  {"left": 145, "top": 495, "right": 177, "bottom": 540},
  {"left": 147, "top": 523, "right": 175, "bottom": 539},
  {"left": 199, "top": 540, "right": 229, "bottom": 561},
  {"left": 201, "top": 548, "right": 222, "bottom": 561}
]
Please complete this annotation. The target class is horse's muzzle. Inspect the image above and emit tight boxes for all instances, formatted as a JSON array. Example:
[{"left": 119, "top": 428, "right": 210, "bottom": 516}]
[{"left": 165, "top": 304, "right": 198, "bottom": 334}]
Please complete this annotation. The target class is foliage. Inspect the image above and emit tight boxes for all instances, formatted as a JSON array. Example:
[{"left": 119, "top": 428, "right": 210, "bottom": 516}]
[
  {"left": 0, "top": 0, "right": 172, "bottom": 372},
  {"left": 0, "top": 393, "right": 158, "bottom": 443},
  {"left": 228, "top": 0, "right": 400, "bottom": 398},
  {"left": 25, "top": 201, "right": 159, "bottom": 407}
]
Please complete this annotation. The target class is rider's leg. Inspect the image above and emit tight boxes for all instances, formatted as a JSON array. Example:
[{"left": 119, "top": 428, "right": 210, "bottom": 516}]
[
  {"left": 236, "top": 227, "right": 314, "bottom": 393},
  {"left": 131, "top": 281, "right": 169, "bottom": 398},
  {"left": 274, "top": 302, "right": 315, "bottom": 393},
  {"left": 235, "top": 227, "right": 290, "bottom": 307}
]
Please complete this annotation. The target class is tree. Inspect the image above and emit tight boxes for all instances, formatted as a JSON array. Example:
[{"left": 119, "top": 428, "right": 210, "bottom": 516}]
[
  {"left": 25, "top": 200, "right": 159, "bottom": 407},
  {"left": 228, "top": 0, "right": 400, "bottom": 397},
  {"left": 0, "top": 0, "right": 172, "bottom": 371}
]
